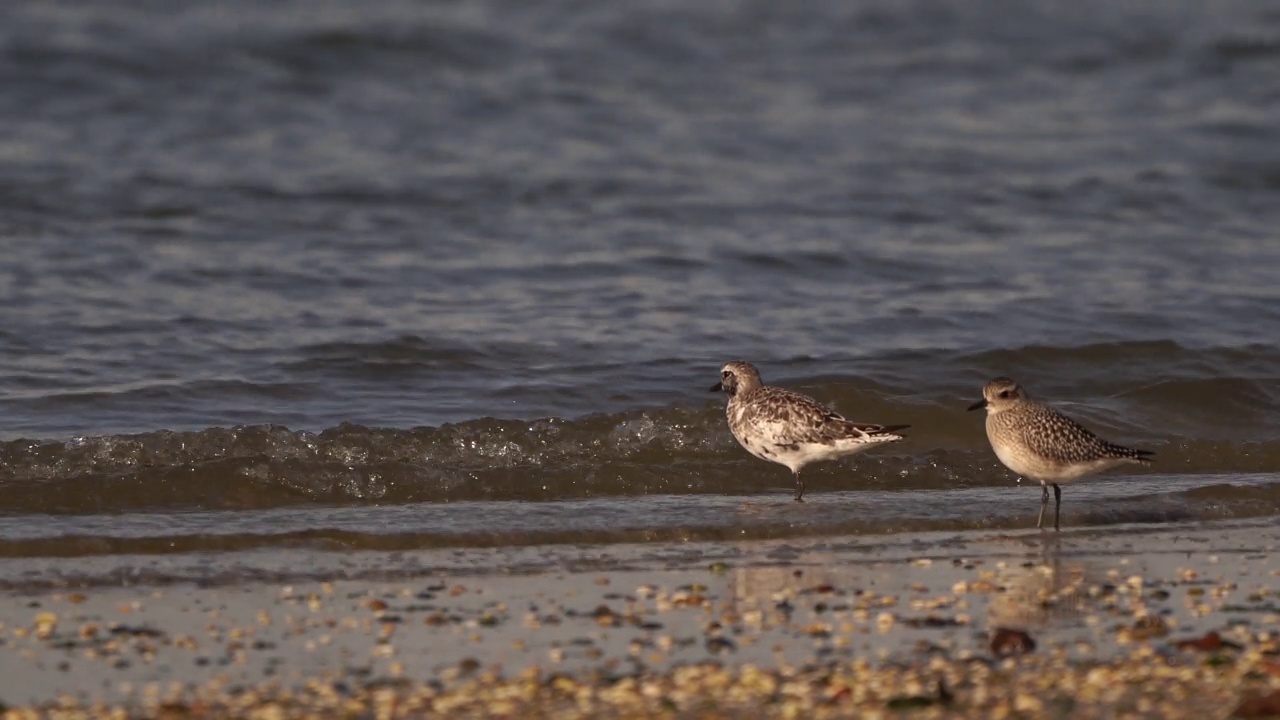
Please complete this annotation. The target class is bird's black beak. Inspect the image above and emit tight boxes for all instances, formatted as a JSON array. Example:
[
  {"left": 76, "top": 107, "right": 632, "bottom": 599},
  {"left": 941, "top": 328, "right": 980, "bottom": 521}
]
[
  {"left": 709, "top": 382, "right": 723, "bottom": 392},
  {"left": 967, "top": 399, "right": 987, "bottom": 411}
]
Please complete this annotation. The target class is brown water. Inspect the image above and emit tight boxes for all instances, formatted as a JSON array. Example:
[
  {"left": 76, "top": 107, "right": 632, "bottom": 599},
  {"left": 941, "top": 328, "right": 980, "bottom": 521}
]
[{"left": 1, "top": 0, "right": 1279, "bottom": 573}]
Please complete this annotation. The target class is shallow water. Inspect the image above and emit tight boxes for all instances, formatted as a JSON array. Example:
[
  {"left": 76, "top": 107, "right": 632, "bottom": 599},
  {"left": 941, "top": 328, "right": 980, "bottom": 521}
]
[{"left": 1, "top": 0, "right": 1279, "bottom": 567}]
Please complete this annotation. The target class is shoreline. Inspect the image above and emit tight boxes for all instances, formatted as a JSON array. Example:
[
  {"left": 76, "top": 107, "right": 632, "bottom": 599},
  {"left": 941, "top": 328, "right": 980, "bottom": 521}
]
[{"left": 2, "top": 519, "right": 1279, "bottom": 717}]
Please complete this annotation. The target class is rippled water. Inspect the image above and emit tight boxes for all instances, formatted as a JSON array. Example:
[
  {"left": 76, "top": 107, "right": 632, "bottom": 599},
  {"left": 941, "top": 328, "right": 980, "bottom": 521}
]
[{"left": 1, "top": 0, "right": 1279, "bottom": 565}]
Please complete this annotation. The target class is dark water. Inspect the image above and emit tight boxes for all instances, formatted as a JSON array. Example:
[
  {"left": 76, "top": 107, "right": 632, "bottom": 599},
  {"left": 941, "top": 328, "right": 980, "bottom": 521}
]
[{"left": 1, "top": 0, "right": 1279, "bottom": 564}]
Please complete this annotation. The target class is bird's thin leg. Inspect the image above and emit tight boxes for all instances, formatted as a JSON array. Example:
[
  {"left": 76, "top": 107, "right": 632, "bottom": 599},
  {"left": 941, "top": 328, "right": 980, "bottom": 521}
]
[
  {"left": 1037, "top": 483, "right": 1049, "bottom": 529},
  {"left": 1053, "top": 483, "right": 1062, "bottom": 532},
  {"left": 793, "top": 471, "right": 805, "bottom": 503}
]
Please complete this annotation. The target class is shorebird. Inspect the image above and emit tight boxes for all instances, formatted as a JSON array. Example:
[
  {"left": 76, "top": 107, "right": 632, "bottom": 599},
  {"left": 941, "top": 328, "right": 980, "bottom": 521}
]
[
  {"left": 968, "top": 376, "right": 1154, "bottom": 530},
  {"left": 711, "top": 361, "right": 908, "bottom": 501}
]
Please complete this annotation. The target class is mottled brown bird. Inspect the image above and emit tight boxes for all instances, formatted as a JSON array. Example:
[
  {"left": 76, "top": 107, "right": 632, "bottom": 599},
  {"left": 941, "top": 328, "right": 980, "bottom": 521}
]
[
  {"left": 711, "top": 361, "right": 908, "bottom": 502},
  {"left": 969, "top": 376, "right": 1154, "bottom": 531}
]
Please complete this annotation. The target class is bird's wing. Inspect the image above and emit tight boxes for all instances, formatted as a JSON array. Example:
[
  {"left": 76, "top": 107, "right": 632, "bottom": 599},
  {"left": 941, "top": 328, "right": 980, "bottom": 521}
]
[
  {"left": 1023, "top": 405, "right": 1152, "bottom": 463},
  {"left": 744, "top": 388, "right": 895, "bottom": 447}
]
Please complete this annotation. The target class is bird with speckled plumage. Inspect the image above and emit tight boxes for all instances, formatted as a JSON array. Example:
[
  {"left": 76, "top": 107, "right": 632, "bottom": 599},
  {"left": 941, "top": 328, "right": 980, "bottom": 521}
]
[
  {"left": 968, "top": 376, "right": 1155, "bottom": 531},
  {"left": 710, "top": 361, "right": 909, "bottom": 502}
]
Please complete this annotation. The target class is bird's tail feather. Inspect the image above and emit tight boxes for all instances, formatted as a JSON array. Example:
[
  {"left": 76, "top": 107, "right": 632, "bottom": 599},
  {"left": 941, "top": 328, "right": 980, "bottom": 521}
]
[
  {"left": 847, "top": 422, "right": 909, "bottom": 439},
  {"left": 1110, "top": 444, "right": 1155, "bottom": 463}
]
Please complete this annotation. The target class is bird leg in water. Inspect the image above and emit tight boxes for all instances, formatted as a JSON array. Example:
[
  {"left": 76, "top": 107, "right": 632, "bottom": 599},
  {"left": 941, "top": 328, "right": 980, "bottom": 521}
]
[
  {"left": 1037, "top": 484, "right": 1049, "bottom": 529},
  {"left": 1052, "top": 483, "right": 1062, "bottom": 532}
]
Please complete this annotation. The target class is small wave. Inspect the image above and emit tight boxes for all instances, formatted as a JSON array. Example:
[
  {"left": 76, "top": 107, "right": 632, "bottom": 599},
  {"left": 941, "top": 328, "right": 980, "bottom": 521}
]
[
  {"left": 281, "top": 335, "right": 540, "bottom": 375},
  {"left": 1211, "top": 33, "right": 1280, "bottom": 61},
  {"left": 0, "top": 398, "right": 1278, "bottom": 515},
  {"left": 941, "top": 341, "right": 1280, "bottom": 435},
  {"left": 733, "top": 250, "right": 853, "bottom": 271},
  {"left": 259, "top": 18, "right": 523, "bottom": 78},
  {"left": 956, "top": 339, "right": 1188, "bottom": 368}
]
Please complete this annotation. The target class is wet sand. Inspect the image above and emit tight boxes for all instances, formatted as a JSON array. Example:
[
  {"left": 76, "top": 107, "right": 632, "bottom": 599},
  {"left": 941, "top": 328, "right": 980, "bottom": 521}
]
[{"left": 3, "top": 519, "right": 1280, "bottom": 718}]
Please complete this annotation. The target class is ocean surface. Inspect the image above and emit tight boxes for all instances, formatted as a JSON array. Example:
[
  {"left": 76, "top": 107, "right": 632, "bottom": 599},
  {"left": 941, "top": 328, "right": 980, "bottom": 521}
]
[{"left": 1, "top": 0, "right": 1279, "bottom": 577}]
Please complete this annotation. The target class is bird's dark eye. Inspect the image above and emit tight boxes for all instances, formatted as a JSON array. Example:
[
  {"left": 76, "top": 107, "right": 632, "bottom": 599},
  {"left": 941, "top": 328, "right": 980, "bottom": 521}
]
[
  {"left": 722, "top": 370, "right": 731, "bottom": 378},
  {"left": 998, "top": 390, "right": 1010, "bottom": 399}
]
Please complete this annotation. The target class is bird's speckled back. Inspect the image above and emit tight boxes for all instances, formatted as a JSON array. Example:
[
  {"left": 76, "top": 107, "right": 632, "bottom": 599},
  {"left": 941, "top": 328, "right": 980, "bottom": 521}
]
[{"left": 987, "top": 401, "right": 1142, "bottom": 465}]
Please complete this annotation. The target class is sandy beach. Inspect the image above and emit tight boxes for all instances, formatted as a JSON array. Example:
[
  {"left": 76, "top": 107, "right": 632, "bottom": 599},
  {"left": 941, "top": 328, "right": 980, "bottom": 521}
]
[{"left": 2, "top": 519, "right": 1279, "bottom": 718}]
